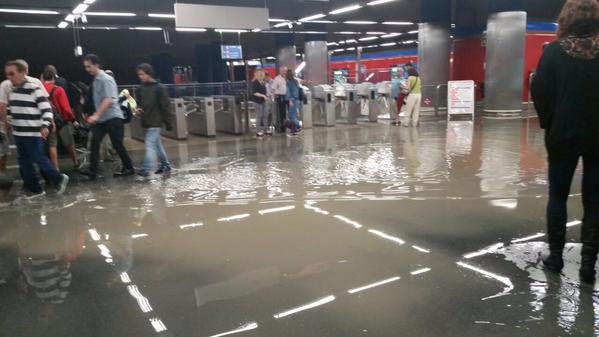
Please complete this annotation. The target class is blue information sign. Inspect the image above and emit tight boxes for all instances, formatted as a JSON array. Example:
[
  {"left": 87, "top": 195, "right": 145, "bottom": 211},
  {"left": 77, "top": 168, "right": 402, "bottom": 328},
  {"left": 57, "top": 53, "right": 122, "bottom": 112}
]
[{"left": 221, "top": 45, "right": 243, "bottom": 60}]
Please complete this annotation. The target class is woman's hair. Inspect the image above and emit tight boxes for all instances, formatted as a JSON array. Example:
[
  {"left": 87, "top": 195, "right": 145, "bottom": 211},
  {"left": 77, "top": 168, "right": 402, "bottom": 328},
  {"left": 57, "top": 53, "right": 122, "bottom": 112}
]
[
  {"left": 557, "top": 0, "right": 599, "bottom": 38},
  {"left": 253, "top": 70, "right": 265, "bottom": 82},
  {"left": 286, "top": 69, "right": 295, "bottom": 81},
  {"left": 407, "top": 67, "right": 419, "bottom": 77}
]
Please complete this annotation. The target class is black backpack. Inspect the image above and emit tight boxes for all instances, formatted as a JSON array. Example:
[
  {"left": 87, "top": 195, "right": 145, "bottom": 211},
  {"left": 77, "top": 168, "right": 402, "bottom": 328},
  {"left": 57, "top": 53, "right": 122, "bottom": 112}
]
[
  {"left": 49, "top": 87, "right": 65, "bottom": 131},
  {"left": 119, "top": 96, "right": 134, "bottom": 124}
]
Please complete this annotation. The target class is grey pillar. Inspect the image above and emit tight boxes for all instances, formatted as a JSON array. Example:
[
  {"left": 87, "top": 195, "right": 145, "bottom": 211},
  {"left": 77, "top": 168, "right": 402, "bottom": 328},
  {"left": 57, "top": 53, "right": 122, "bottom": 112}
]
[
  {"left": 304, "top": 41, "right": 329, "bottom": 87},
  {"left": 418, "top": 23, "right": 451, "bottom": 110},
  {"left": 484, "top": 11, "right": 527, "bottom": 118},
  {"left": 276, "top": 46, "right": 297, "bottom": 71}
]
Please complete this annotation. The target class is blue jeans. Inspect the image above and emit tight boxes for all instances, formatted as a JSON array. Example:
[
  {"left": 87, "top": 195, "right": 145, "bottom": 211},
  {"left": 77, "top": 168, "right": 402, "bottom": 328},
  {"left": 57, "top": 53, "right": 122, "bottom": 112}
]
[
  {"left": 142, "top": 128, "right": 170, "bottom": 175},
  {"left": 14, "top": 136, "right": 63, "bottom": 193},
  {"left": 288, "top": 98, "right": 301, "bottom": 132}
]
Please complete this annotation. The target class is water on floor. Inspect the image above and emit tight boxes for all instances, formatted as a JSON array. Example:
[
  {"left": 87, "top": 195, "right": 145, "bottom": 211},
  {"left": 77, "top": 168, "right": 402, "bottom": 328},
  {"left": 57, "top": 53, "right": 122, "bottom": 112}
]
[{"left": 0, "top": 118, "right": 596, "bottom": 337}]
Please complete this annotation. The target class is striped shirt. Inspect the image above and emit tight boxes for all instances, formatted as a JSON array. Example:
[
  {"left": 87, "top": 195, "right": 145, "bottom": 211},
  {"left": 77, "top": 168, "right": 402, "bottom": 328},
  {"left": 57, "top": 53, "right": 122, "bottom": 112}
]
[
  {"left": 23, "top": 255, "right": 72, "bottom": 304},
  {"left": 8, "top": 80, "right": 53, "bottom": 137}
]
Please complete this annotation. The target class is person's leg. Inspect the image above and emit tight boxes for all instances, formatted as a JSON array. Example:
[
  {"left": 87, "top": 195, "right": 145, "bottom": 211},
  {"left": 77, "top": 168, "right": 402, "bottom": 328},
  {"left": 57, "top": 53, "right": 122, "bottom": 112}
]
[
  {"left": 259, "top": 103, "right": 268, "bottom": 133},
  {"left": 412, "top": 94, "right": 422, "bottom": 126},
  {"left": 14, "top": 136, "right": 42, "bottom": 193},
  {"left": 48, "top": 146, "right": 59, "bottom": 170},
  {"left": 141, "top": 128, "right": 159, "bottom": 176},
  {"left": 60, "top": 123, "right": 79, "bottom": 166},
  {"left": 403, "top": 95, "right": 416, "bottom": 127},
  {"left": 396, "top": 94, "right": 405, "bottom": 124},
  {"left": 155, "top": 130, "right": 170, "bottom": 170},
  {"left": 580, "top": 150, "right": 599, "bottom": 282},
  {"left": 277, "top": 96, "right": 287, "bottom": 133},
  {"left": 88, "top": 124, "right": 106, "bottom": 175},
  {"left": 105, "top": 118, "right": 133, "bottom": 171},
  {"left": 543, "top": 149, "right": 579, "bottom": 271},
  {"left": 32, "top": 137, "right": 63, "bottom": 187},
  {"left": 0, "top": 156, "right": 6, "bottom": 174}
]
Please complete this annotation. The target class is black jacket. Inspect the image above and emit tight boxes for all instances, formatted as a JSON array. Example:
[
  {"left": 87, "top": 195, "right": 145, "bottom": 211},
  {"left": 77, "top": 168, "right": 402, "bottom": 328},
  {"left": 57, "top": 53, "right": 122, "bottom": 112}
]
[
  {"left": 531, "top": 36, "right": 599, "bottom": 152},
  {"left": 136, "top": 81, "right": 172, "bottom": 129}
]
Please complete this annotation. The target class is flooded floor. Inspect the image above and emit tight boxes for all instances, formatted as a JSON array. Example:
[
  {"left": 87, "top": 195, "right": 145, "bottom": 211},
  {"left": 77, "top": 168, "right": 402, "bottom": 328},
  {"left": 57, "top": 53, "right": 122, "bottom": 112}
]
[{"left": 0, "top": 118, "right": 596, "bottom": 337}]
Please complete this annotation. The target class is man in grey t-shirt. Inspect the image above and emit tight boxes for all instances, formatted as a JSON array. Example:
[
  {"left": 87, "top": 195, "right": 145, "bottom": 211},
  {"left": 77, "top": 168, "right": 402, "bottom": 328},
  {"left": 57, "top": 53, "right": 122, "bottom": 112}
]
[{"left": 79, "top": 54, "right": 134, "bottom": 179}]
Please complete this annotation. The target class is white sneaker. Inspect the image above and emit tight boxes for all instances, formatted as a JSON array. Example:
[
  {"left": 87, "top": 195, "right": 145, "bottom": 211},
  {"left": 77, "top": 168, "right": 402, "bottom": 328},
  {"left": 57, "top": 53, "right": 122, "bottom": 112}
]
[
  {"left": 56, "top": 174, "right": 69, "bottom": 195},
  {"left": 23, "top": 190, "right": 46, "bottom": 200}
]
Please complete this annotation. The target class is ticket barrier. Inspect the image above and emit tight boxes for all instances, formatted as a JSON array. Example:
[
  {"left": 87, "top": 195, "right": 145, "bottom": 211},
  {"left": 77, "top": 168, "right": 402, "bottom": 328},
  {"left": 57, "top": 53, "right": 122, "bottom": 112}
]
[
  {"left": 301, "top": 86, "right": 313, "bottom": 129},
  {"left": 185, "top": 96, "right": 216, "bottom": 137},
  {"left": 214, "top": 95, "right": 243, "bottom": 135},
  {"left": 130, "top": 98, "right": 188, "bottom": 141},
  {"left": 355, "top": 82, "right": 379, "bottom": 123},
  {"left": 334, "top": 84, "right": 360, "bottom": 124},
  {"left": 312, "top": 85, "right": 336, "bottom": 127}
]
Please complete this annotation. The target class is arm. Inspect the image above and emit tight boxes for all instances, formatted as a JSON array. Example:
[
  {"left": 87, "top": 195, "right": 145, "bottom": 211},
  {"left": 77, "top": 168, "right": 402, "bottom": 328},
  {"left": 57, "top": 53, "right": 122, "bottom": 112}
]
[
  {"left": 88, "top": 79, "right": 117, "bottom": 124},
  {"left": 57, "top": 87, "right": 73, "bottom": 120},
  {"left": 36, "top": 88, "right": 53, "bottom": 139},
  {"left": 252, "top": 82, "right": 268, "bottom": 99},
  {"left": 158, "top": 85, "right": 172, "bottom": 129},
  {"left": 531, "top": 48, "right": 555, "bottom": 130}
]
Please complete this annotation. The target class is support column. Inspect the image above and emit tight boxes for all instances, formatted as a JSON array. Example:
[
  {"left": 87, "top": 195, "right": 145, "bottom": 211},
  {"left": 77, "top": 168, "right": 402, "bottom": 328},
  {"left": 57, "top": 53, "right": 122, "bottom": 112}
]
[
  {"left": 483, "top": 11, "right": 527, "bottom": 117},
  {"left": 419, "top": 0, "right": 452, "bottom": 112},
  {"left": 304, "top": 29, "right": 329, "bottom": 87},
  {"left": 275, "top": 34, "right": 297, "bottom": 70}
]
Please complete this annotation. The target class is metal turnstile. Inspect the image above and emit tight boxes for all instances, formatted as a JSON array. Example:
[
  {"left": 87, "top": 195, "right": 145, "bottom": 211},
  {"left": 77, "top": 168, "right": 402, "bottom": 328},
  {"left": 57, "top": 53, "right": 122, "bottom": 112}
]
[
  {"left": 334, "top": 84, "right": 360, "bottom": 124},
  {"left": 375, "top": 82, "right": 397, "bottom": 121},
  {"left": 312, "top": 85, "right": 336, "bottom": 127},
  {"left": 214, "top": 95, "right": 243, "bottom": 135},
  {"left": 301, "top": 86, "right": 313, "bottom": 129},
  {"left": 130, "top": 98, "right": 187, "bottom": 141},
  {"left": 162, "top": 98, "right": 188, "bottom": 140},
  {"left": 186, "top": 96, "right": 216, "bottom": 137},
  {"left": 355, "top": 82, "right": 379, "bottom": 123}
]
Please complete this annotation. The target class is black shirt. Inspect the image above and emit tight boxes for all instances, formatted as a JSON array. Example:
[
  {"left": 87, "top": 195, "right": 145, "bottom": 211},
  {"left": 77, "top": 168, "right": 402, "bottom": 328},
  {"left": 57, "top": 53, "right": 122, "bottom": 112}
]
[{"left": 251, "top": 80, "right": 267, "bottom": 104}]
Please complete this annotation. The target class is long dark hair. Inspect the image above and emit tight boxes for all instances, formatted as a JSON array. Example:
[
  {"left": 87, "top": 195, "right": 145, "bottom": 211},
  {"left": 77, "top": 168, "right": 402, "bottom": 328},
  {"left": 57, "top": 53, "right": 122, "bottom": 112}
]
[
  {"left": 407, "top": 67, "right": 419, "bottom": 77},
  {"left": 557, "top": 0, "right": 599, "bottom": 38},
  {"left": 286, "top": 69, "right": 296, "bottom": 82}
]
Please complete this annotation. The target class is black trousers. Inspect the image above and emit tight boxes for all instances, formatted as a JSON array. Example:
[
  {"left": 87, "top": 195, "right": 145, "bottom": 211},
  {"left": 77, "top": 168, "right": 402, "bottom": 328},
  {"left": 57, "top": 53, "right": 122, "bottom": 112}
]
[
  {"left": 276, "top": 95, "right": 288, "bottom": 132},
  {"left": 89, "top": 118, "right": 133, "bottom": 174},
  {"left": 547, "top": 142, "right": 599, "bottom": 253}
]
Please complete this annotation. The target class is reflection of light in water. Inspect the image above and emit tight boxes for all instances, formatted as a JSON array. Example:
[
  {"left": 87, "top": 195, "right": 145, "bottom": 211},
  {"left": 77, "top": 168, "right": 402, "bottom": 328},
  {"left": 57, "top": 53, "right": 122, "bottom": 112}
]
[
  {"left": 120, "top": 272, "right": 131, "bottom": 284},
  {"left": 567, "top": 220, "right": 582, "bottom": 227},
  {"left": 258, "top": 205, "right": 295, "bottom": 215},
  {"left": 334, "top": 215, "right": 363, "bottom": 229},
  {"left": 456, "top": 261, "right": 514, "bottom": 300},
  {"left": 347, "top": 276, "right": 401, "bottom": 294},
  {"left": 304, "top": 202, "right": 330, "bottom": 215},
  {"left": 97, "top": 244, "right": 112, "bottom": 258},
  {"left": 368, "top": 229, "right": 405, "bottom": 245},
  {"left": 208, "top": 322, "right": 259, "bottom": 337},
  {"left": 446, "top": 121, "right": 474, "bottom": 157},
  {"left": 511, "top": 233, "right": 545, "bottom": 244},
  {"left": 558, "top": 283, "right": 579, "bottom": 333},
  {"left": 463, "top": 243, "right": 504, "bottom": 259},
  {"left": 149, "top": 317, "right": 167, "bottom": 332},
  {"left": 88, "top": 228, "right": 101, "bottom": 241},
  {"left": 478, "top": 125, "right": 521, "bottom": 198},
  {"left": 40, "top": 213, "right": 47, "bottom": 226},
  {"left": 412, "top": 245, "right": 431, "bottom": 253},
  {"left": 411, "top": 268, "right": 431, "bottom": 275},
  {"left": 180, "top": 222, "right": 204, "bottom": 229},
  {"left": 489, "top": 199, "right": 518, "bottom": 209},
  {"left": 218, "top": 214, "right": 250, "bottom": 222},
  {"left": 131, "top": 233, "right": 149, "bottom": 239},
  {"left": 128, "top": 285, "right": 154, "bottom": 313},
  {"left": 273, "top": 295, "right": 336, "bottom": 319},
  {"left": 530, "top": 281, "right": 547, "bottom": 312}
]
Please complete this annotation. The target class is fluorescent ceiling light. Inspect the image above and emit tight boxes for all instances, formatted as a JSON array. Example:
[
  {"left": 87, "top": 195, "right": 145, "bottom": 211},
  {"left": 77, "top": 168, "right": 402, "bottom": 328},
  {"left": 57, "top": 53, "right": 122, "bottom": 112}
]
[
  {"left": 4, "top": 24, "right": 56, "bottom": 29},
  {"left": 367, "top": 0, "right": 397, "bottom": 5},
  {"left": 381, "top": 33, "right": 402, "bottom": 38},
  {"left": 268, "top": 18, "right": 287, "bottom": 22},
  {"left": 345, "top": 47, "right": 356, "bottom": 51},
  {"left": 215, "top": 29, "right": 248, "bottom": 33},
  {"left": 295, "top": 62, "right": 306, "bottom": 74},
  {"left": 273, "top": 22, "right": 291, "bottom": 28},
  {"left": 208, "top": 323, "right": 259, "bottom": 337},
  {"left": 407, "top": 30, "right": 419, "bottom": 34},
  {"left": 327, "top": 42, "right": 338, "bottom": 46},
  {"left": 65, "top": 14, "right": 75, "bottom": 22},
  {"left": 382, "top": 21, "right": 413, "bottom": 25},
  {"left": 367, "top": 31, "right": 386, "bottom": 35},
  {"left": 83, "top": 0, "right": 96, "bottom": 4},
  {"left": 299, "top": 13, "right": 326, "bottom": 22},
  {"left": 333, "top": 48, "right": 345, "bottom": 52},
  {"left": 57, "top": 21, "right": 69, "bottom": 29},
  {"left": 307, "top": 20, "right": 336, "bottom": 24},
  {"left": 251, "top": 28, "right": 262, "bottom": 32},
  {"left": 149, "top": 13, "right": 176, "bottom": 19},
  {"left": 344, "top": 21, "right": 377, "bottom": 25},
  {"left": 380, "top": 42, "right": 397, "bottom": 47},
  {"left": 302, "top": 31, "right": 327, "bottom": 34},
  {"left": 0, "top": 8, "right": 59, "bottom": 15},
  {"left": 85, "top": 12, "right": 137, "bottom": 16},
  {"left": 329, "top": 4, "right": 362, "bottom": 15},
  {"left": 335, "top": 31, "right": 359, "bottom": 35},
  {"left": 176, "top": 28, "right": 207, "bottom": 32},
  {"left": 72, "top": 4, "right": 89, "bottom": 14},
  {"left": 344, "top": 39, "right": 358, "bottom": 44},
  {"left": 359, "top": 36, "right": 378, "bottom": 41},
  {"left": 131, "top": 27, "right": 162, "bottom": 31},
  {"left": 363, "top": 45, "right": 378, "bottom": 49}
]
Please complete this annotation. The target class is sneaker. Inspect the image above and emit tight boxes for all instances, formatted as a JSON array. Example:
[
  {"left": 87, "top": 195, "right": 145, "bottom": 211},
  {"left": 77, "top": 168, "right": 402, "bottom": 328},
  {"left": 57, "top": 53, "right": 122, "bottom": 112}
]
[
  {"left": 155, "top": 166, "right": 172, "bottom": 175},
  {"left": 23, "top": 190, "right": 46, "bottom": 200},
  {"left": 79, "top": 168, "right": 98, "bottom": 180},
  {"left": 114, "top": 169, "right": 135, "bottom": 178},
  {"left": 136, "top": 170, "right": 150, "bottom": 178},
  {"left": 56, "top": 174, "right": 69, "bottom": 195}
]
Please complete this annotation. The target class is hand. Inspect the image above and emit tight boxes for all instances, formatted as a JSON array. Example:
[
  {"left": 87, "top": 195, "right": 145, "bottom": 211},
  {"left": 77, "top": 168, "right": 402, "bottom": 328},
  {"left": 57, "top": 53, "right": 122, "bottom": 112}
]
[
  {"left": 87, "top": 114, "right": 99, "bottom": 125},
  {"left": 73, "top": 121, "right": 80, "bottom": 129},
  {"left": 136, "top": 108, "right": 144, "bottom": 116},
  {"left": 40, "top": 127, "right": 50, "bottom": 140}
]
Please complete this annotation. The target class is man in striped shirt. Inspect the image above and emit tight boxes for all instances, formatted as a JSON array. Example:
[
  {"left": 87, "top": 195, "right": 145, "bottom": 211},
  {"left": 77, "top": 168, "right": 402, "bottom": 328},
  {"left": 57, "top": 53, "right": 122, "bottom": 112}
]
[{"left": 3, "top": 60, "right": 69, "bottom": 197}]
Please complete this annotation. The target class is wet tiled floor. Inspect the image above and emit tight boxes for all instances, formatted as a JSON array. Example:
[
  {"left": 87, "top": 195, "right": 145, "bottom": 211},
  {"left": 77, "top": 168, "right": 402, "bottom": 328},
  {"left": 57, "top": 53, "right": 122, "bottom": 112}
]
[{"left": 0, "top": 118, "right": 596, "bottom": 337}]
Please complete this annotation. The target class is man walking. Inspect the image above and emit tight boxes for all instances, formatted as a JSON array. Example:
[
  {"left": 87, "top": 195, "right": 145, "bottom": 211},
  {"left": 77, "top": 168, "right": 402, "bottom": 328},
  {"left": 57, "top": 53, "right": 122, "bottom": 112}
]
[
  {"left": 271, "top": 66, "right": 288, "bottom": 133},
  {"left": 135, "top": 63, "right": 172, "bottom": 177},
  {"left": 79, "top": 54, "right": 134, "bottom": 179},
  {"left": 3, "top": 60, "right": 68, "bottom": 198}
]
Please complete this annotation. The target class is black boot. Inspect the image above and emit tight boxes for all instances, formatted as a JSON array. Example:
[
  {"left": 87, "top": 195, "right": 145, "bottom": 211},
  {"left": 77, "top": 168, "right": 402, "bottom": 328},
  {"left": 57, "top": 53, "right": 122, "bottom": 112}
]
[
  {"left": 580, "top": 245, "right": 598, "bottom": 284},
  {"left": 542, "top": 251, "right": 564, "bottom": 272},
  {"left": 543, "top": 217, "right": 567, "bottom": 273}
]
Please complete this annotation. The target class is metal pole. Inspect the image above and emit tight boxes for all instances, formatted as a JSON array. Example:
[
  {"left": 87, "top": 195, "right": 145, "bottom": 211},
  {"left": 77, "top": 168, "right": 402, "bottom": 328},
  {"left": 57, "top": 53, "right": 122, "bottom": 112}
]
[
  {"left": 244, "top": 59, "right": 250, "bottom": 133},
  {"left": 355, "top": 46, "right": 362, "bottom": 83}
]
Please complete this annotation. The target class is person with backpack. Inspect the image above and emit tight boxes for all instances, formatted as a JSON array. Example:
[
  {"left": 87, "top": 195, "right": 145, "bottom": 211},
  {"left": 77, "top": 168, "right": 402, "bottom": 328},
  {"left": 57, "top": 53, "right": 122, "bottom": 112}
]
[
  {"left": 79, "top": 54, "right": 134, "bottom": 179},
  {"left": 402, "top": 67, "right": 422, "bottom": 127},
  {"left": 42, "top": 67, "right": 80, "bottom": 170},
  {"left": 135, "top": 63, "right": 172, "bottom": 178}
]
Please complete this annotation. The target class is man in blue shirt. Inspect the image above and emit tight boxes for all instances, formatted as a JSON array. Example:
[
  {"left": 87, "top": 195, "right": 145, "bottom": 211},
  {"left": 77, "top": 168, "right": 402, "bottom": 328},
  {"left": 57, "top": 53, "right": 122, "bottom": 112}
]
[{"left": 79, "top": 54, "right": 134, "bottom": 179}]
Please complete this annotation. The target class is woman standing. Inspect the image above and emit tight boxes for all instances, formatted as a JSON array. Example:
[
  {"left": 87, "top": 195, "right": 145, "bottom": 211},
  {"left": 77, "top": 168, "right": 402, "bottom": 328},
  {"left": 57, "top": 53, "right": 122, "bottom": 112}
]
[
  {"left": 286, "top": 70, "right": 301, "bottom": 135},
  {"left": 402, "top": 67, "right": 422, "bottom": 127},
  {"left": 251, "top": 70, "right": 269, "bottom": 138},
  {"left": 532, "top": 0, "right": 599, "bottom": 283}
]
